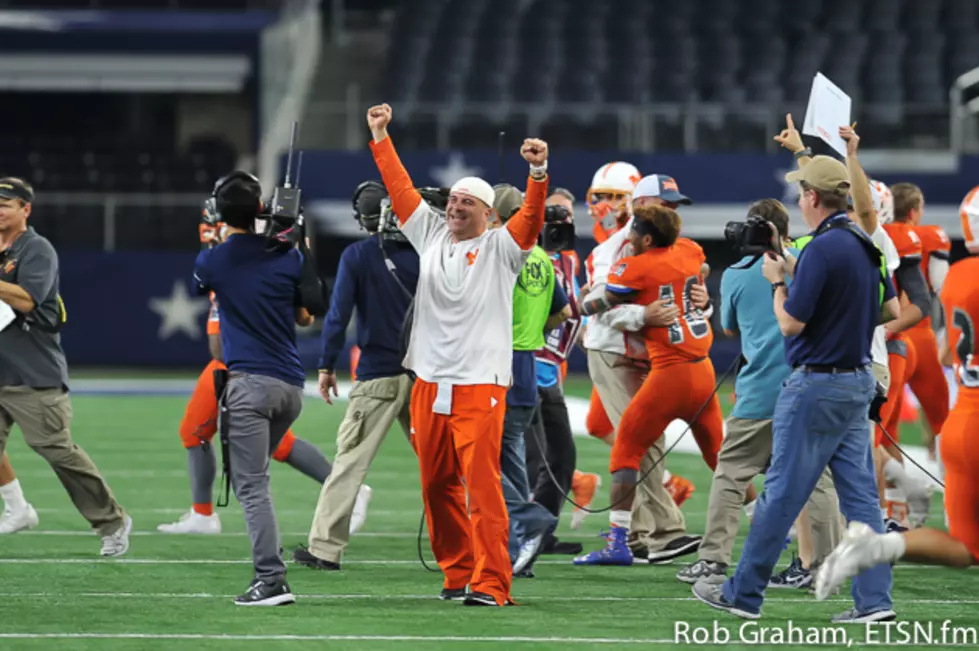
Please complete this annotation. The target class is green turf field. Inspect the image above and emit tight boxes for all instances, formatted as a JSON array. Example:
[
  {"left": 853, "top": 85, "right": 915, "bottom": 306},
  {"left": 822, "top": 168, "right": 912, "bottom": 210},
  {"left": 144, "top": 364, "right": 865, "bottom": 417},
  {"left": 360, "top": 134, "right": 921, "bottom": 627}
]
[{"left": 0, "top": 374, "right": 973, "bottom": 651}]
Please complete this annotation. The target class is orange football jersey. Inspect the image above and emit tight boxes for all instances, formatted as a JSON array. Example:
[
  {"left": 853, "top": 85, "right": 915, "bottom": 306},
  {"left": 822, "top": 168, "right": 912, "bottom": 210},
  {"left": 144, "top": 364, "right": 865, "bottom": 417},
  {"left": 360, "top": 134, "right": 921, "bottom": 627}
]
[
  {"left": 941, "top": 257, "right": 979, "bottom": 400},
  {"left": 606, "top": 238, "right": 712, "bottom": 369},
  {"left": 911, "top": 224, "right": 951, "bottom": 331}
]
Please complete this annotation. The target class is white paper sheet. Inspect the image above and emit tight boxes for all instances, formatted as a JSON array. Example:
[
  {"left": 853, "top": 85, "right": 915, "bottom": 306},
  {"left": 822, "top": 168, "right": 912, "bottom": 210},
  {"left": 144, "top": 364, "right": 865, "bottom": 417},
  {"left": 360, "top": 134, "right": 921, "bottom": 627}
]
[
  {"left": 802, "top": 72, "right": 852, "bottom": 158},
  {"left": 0, "top": 300, "right": 16, "bottom": 332}
]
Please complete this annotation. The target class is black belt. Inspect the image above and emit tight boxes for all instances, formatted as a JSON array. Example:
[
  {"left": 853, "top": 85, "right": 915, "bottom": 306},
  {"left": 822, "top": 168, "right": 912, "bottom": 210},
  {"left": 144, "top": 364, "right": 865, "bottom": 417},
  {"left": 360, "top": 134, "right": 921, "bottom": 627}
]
[{"left": 794, "top": 364, "right": 863, "bottom": 374}]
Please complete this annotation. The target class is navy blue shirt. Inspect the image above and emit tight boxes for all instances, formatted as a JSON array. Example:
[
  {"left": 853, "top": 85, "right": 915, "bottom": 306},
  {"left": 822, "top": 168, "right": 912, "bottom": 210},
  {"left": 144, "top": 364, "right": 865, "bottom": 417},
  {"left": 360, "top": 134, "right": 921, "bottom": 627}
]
[
  {"left": 508, "top": 282, "right": 569, "bottom": 407},
  {"left": 318, "top": 236, "right": 419, "bottom": 381},
  {"left": 194, "top": 234, "right": 305, "bottom": 387},
  {"left": 783, "top": 213, "right": 896, "bottom": 368}
]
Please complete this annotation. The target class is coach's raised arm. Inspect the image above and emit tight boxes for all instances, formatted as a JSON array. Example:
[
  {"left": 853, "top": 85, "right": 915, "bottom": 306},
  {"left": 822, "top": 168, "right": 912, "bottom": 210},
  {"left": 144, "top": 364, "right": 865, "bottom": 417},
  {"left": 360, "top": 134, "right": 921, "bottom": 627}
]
[{"left": 366, "top": 103, "right": 548, "bottom": 253}]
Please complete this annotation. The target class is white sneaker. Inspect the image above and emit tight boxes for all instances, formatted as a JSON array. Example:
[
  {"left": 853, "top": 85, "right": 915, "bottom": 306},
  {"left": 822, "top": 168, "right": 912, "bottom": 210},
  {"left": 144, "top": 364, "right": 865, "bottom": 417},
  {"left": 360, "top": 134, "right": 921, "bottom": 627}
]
[
  {"left": 906, "top": 480, "right": 934, "bottom": 528},
  {"left": 349, "top": 485, "right": 372, "bottom": 535},
  {"left": 0, "top": 504, "right": 39, "bottom": 534},
  {"left": 100, "top": 514, "right": 133, "bottom": 557},
  {"left": 814, "top": 521, "right": 883, "bottom": 601},
  {"left": 157, "top": 510, "right": 221, "bottom": 535}
]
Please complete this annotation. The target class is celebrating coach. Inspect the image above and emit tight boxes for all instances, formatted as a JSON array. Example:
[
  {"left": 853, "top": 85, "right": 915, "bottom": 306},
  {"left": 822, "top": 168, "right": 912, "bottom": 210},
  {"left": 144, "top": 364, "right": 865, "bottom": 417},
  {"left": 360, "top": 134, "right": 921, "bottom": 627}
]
[
  {"left": 693, "top": 156, "right": 900, "bottom": 623},
  {"left": 368, "top": 102, "right": 548, "bottom": 607}
]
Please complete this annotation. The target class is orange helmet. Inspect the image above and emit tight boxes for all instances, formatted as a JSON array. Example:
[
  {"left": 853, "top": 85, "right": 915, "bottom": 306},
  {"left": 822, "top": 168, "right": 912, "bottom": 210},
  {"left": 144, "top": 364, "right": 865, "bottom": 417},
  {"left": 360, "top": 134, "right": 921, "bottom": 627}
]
[{"left": 586, "top": 162, "right": 641, "bottom": 242}]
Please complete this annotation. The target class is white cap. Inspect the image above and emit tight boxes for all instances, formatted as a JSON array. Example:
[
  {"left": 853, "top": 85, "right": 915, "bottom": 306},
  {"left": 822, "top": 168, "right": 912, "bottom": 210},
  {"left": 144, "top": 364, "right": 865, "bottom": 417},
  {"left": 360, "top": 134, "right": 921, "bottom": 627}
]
[{"left": 449, "top": 176, "right": 494, "bottom": 208}]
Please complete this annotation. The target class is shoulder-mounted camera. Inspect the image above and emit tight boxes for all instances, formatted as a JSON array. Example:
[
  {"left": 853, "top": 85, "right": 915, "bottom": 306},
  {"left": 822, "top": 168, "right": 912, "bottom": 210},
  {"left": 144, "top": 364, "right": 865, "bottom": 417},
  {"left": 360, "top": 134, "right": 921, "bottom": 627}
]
[
  {"left": 540, "top": 204, "right": 575, "bottom": 252},
  {"left": 264, "top": 122, "right": 305, "bottom": 253}
]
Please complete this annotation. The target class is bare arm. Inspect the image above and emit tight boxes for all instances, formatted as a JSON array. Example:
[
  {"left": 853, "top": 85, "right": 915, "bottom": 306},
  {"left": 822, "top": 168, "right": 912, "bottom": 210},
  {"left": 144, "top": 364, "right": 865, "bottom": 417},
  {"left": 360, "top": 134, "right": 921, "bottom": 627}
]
[
  {"left": 545, "top": 304, "right": 572, "bottom": 330},
  {"left": 296, "top": 306, "right": 314, "bottom": 327},
  {"left": 208, "top": 333, "right": 223, "bottom": 361},
  {"left": 772, "top": 285, "right": 805, "bottom": 336},
  {"left": 0, "top": 281, "right": 35, "bottom": 314},
  {"left": 840, "top": 125, "right": 877, "bottom": 234}
]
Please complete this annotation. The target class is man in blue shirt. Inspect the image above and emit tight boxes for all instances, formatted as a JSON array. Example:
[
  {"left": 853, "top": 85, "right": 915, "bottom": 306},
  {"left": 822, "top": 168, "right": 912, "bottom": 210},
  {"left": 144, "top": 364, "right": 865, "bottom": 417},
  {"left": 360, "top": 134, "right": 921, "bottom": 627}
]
[
  {"left": 194, "top": 172, "right": 315, "bottom": 606},
  {"left": 295, "top": 181, "right": 419, "bottom": 573},
  {"left": 693, "top": 155, "right": 900, "bottom": 624},
  {"left": 677, "top": 199, "right": 843, "bottom": 589}
]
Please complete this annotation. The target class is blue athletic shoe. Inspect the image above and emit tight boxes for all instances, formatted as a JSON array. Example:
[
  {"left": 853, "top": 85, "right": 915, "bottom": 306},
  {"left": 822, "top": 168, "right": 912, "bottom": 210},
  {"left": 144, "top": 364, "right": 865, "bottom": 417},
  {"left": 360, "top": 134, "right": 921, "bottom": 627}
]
[{"left": 573, "top": 527, "right": 633, "bottom": 566}]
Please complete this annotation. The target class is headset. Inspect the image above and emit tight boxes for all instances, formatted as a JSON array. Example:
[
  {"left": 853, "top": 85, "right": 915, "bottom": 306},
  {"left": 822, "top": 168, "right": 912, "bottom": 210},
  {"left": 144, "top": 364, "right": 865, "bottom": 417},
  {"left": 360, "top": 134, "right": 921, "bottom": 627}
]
[
  {"left": 208, "top": 170, "right": 263, "bottom": 228},
  {"left": 351, "top": 180, "right": 388, "bottom": 232}
]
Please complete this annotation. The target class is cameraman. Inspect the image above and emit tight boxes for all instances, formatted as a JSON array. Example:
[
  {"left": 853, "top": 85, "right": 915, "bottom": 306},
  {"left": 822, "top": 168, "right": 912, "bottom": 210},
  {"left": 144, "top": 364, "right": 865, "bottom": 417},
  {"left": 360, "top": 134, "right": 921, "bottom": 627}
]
[
  {"left": 525, "top": 188, "right": 583, "bottom": 555},
  {"left": 193, "top": 171, "right": 322, "bottom": 606},
  {"left": 677, "top": 200, "right": 840, "bottom": 588},
  {"left": 295, "top": 181, "right": 419, "bottom": 572}
]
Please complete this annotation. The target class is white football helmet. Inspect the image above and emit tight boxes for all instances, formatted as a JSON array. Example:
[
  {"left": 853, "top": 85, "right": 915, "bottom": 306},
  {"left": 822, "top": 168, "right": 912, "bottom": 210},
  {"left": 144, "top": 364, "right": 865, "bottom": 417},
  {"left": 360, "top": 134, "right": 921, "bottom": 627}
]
[
  {"left": 870, "top": 179, "right": 894, "bottom": 223},
  {"left": 960, "top": 186, "right": 979, "bottom": 254},
  {"left": 586, "top": 161, "right": 641, "bottom": 239}
]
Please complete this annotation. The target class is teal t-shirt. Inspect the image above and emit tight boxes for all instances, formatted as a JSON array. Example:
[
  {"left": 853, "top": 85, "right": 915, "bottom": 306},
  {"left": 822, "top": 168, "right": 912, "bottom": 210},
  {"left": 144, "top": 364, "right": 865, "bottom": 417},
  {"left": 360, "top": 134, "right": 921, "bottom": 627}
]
[{"left": 720, "top": 251, "right": 797, "bottom": 419}]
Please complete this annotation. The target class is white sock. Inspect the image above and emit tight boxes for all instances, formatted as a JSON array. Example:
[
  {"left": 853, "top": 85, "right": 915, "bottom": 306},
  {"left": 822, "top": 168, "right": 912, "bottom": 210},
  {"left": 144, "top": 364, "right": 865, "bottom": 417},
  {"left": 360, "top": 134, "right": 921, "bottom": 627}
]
[
  {"left": 610, "top": 510, "right": 631, "bottom": 530},
  {"left": 663, "top": 470, "right": 673, "bottom": 483},
  {"left": 743, "top": 499, "right": 757, "bottom": 520},
  {"left": 878, "top": 531, "right": 907, "bottom": 563},
  {"left": 880, "top": 505, "right": 890, "bottom": 520},
  {"left": 884, "top": 458, "right": 912, "bottom": 493},
  {"left": 0, "top": 479, "right": 28, "bottom": 511}
]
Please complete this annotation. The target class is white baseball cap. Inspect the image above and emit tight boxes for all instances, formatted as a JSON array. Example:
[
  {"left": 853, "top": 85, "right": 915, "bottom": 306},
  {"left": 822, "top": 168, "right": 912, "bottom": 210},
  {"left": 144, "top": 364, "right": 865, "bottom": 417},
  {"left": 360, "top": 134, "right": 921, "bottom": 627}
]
[{"left": 449, "top": 176, "right": 495, "bottom": 208}]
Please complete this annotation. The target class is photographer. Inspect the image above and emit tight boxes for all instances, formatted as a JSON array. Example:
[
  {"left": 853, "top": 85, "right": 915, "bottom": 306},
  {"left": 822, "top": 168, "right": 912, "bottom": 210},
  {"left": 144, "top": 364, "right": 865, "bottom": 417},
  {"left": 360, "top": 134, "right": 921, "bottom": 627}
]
[
  {"left": 693, "top": 155, "right": 900, "bottom": 624},
  {"left": 294, "top": 180, "right": 419, "bottom": 572},
  {"left": 525, "top": 188, "right": 584, "bottom": 556},
  {"left": 193, "top": 171, "right": 324, "bottom": 606},
  {"left": 677, "top": 200, "right": 840, "bottom": 589},
  {"left": 0, "top": 177, "right": 130, "bottom": 555}
]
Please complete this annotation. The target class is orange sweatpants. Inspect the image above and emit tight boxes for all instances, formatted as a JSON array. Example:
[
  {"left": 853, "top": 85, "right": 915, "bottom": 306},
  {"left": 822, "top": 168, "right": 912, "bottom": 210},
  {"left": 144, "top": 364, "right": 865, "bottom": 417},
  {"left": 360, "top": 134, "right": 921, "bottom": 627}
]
[
  {"left": 905, "top": 327, "right": 950, "bottom": 436},
  {"left": 411, "top": 379, "right": 510, "bottom": 605},
  {"left": 876, "top": 346, "right": 912, "bottom": 448},
  {"left": 179, "top": 358, "right": 296, "bottom": 461},
  {"left": 611, "top": 358, "right": 723, "bottom": 473},
  {"left": 939, "top": 389, "right": 979, "bottom": 562},
  {"left": 585, "top": 387, "right": 614, "bottom": 440}
]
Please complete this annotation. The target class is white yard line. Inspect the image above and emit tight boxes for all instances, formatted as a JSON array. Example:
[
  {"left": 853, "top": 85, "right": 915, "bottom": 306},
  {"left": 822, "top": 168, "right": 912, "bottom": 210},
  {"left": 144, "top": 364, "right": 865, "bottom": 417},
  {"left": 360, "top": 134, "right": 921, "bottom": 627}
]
[
  {"left": 0, "top": 591, "right": 974, "bottom": 605},
  {"left": 0, "top": 633, "right": 675, "bottom": 644}
]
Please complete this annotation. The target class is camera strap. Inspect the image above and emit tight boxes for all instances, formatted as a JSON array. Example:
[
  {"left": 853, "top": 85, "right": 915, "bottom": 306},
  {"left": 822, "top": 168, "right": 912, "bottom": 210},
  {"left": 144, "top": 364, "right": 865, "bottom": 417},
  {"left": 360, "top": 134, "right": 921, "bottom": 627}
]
[
  {"left": 376, "top": 235, "right": 417, "bottom": 380},
  {"left": 802, "top": 214, "right": 888, "bottom": 304},
  {"left": 729, "top": 254, "right": 763, "bottom": 270},
  {"left": 213, "top": 367, "right": 232, "bottom": 508}
]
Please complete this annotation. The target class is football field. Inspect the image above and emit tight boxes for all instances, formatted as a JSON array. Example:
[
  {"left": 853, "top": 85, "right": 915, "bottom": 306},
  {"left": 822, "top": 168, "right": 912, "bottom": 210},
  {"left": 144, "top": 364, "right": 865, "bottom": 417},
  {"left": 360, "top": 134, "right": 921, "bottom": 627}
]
[{"left": 0, "top": 372, "right": 973, "bottom": 651}]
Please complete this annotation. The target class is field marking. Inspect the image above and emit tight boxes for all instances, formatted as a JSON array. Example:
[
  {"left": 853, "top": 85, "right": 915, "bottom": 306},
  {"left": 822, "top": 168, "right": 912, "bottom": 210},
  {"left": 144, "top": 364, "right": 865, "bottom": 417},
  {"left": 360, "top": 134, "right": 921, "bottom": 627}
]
[
  {"left": 2, "top": 591, "right": 976, "bottom": 606},
  {"left": 0, "top": 558, "right": 954, "bottom": 570},
  {"left": 14, "top": 530, "right": 419, "bottom": 539},
  {"left": 0, "top": 633, "right": 675, "bottom": 644}
]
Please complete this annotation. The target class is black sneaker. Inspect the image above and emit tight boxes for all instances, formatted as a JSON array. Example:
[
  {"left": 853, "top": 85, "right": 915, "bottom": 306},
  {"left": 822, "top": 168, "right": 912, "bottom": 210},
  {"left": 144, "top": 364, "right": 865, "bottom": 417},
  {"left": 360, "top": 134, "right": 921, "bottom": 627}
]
[
  {"left": 646, "top": 535, "right": 702, "bottom": 564},
  {"left": 514, "top": 568, "right": 535, "bottom": 579},
  {"left": 293, "top": 545, "right": 341, "bottom": 571},
  {"left": 542, "top": 540, "right": 584, "bottom": 555},
  {"left": 463, "top": 591, "right": 501, "bottom": 606},
  {"left": 885, "top": 518, "right": 909, "bottom": 533},
  {"left": 831, "top": 607, "right": 896, "bottom": 624},
  {"left": 439, "top": 587, "right": 468, "bottom": 601},
  {"left": 768, "top": 555, "right": 812, "bottom": 589},
  {"left": 234, "top": 578, "right": 295, "bottom": 606}
]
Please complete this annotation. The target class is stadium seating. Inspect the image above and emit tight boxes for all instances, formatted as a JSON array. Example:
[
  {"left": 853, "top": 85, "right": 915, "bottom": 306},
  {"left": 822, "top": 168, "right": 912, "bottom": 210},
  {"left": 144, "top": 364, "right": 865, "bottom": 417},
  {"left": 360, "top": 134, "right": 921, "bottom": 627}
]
[{"left": 381, "top": 0, "right": 979, "bottom": 149}]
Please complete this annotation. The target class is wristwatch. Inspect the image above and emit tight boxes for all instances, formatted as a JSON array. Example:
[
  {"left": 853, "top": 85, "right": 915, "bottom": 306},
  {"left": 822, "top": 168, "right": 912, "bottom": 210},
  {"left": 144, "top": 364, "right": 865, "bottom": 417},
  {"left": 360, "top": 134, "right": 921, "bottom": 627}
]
[
  {"left": 771, "top": 281, "right": 787, "bottom": 295},
  {"left": 318, "top": 368, "right": 334, "bottom": 375},
  {"left": 794, "top": 147, "right": 813, "bottom": 160}
]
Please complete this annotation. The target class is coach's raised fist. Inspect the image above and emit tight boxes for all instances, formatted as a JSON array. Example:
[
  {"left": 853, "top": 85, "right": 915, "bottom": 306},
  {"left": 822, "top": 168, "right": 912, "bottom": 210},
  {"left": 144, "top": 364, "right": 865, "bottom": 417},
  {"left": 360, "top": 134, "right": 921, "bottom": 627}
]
[
  {"left": 367, "top": 104, "right": 392, "bottom": 141},
  {"left": 521, "top": 138, "right": 548, "bottom": 167}
]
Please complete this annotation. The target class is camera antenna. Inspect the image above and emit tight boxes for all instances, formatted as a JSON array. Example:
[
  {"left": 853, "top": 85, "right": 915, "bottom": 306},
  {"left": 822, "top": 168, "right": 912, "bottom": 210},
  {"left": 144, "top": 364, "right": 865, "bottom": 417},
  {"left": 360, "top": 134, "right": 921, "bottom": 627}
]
[{"left": 282, "top": 121, "right": 299, "bottom": 189}]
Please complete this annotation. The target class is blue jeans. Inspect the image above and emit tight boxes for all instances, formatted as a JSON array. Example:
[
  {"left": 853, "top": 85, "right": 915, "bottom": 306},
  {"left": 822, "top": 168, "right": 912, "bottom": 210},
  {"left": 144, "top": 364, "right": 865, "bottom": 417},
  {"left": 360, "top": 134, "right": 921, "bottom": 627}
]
[
  {"left": 723, "top": 367, "right": 892, "bottom": 615},
  {"left": 501, "top": 403, "right": 557, "bottom": 563}
]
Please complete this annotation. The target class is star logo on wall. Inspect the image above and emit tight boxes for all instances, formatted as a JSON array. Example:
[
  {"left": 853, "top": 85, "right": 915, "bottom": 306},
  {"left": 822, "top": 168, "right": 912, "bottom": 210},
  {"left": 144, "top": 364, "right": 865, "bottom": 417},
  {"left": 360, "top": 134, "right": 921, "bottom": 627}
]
[
  {"left": 430, "top": 153, "right": 483, "bottom": 187},
  {"left": 148, "top": 280, "right": 210, "bottom": 340}
]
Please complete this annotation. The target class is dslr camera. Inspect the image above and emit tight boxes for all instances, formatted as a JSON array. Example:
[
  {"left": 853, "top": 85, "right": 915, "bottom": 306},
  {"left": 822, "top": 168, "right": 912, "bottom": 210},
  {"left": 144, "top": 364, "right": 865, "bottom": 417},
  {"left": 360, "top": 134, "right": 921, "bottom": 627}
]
[
  {"left": 540, "top": 204, "right": 575, "bottom": 252},
  {"left": 724, "top": 215, "right": 775, "bottom": 256}
]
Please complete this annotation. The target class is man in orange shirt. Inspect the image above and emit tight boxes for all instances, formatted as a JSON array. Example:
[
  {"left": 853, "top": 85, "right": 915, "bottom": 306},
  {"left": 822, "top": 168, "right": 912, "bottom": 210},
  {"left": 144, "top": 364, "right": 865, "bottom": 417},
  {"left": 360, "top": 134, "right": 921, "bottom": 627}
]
[
  {"left": 892, "top": 184, "right": 951, "bottom": 461},
  {"left": 816, "top": 208, "right": 979, "bottom": 596},
  {"left": 574, "top": 204, "right": 722, "bottom": 565},
  {"left": 157, "top": 200, "right": 335, "bottom": 534}
]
